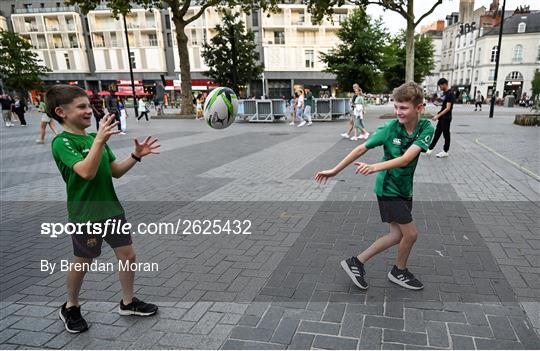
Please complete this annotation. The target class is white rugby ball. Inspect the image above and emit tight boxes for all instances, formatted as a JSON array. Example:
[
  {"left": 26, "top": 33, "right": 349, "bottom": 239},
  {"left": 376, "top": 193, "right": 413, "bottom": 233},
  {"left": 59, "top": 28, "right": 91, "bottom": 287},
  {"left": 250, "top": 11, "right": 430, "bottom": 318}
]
[{"left": 203, "top": 87, "right": 238, "bottom": 129}]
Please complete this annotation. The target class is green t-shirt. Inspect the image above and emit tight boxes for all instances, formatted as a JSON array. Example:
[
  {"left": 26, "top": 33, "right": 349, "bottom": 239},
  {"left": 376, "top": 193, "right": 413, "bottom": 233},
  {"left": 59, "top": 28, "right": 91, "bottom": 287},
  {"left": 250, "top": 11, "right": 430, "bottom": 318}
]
[
  {"left": 364, "top": 118, "right": 434, "bottom": 199},
  {"left": 305, "top": 92, "right": 315, "bottom": 109},
  {"left": 52, "top": 131, "right": 124, "bottom": 222},
  {"left": 38, "top": 101, "right": 46, "bottom": 113}
]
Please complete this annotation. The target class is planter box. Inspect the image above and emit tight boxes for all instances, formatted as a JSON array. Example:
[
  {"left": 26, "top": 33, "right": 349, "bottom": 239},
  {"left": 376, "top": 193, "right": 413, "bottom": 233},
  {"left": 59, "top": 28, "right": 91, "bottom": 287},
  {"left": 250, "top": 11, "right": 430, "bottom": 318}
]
[{"left": 514, "top": 114, "right": 540, "bottom": 126}]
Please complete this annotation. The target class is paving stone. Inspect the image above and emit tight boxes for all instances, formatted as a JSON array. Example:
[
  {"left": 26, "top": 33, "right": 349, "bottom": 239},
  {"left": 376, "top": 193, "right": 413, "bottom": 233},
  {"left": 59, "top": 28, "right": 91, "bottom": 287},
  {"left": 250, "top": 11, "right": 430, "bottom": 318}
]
[
  {"left": 181, "top": 302, "right": 213, "bottom": 322},
  {"left": 474, "top": 338, "right": 524, "bottom": 350},
  {"left": 297, "top": 321, "right": 340, "bottom": 335},
  {"left": 9, "top": 317, "right": 54, "bottom": 332},
  {"left": 426, "top": 321, "right": 449, "bottom": 348},
  {"left": 312, "top": 334, "right": 358, "bottom": 350},
  {"left": 270, "top": 319, "right": 299, "bottom": 345},
  {"left": 383, "top": 342, "right": 405, "bottom": 349},
  {"left": 287, "top": 332, "right": 314, "bottom": 349},
  {"left": 0, "top": 330, "right": 19, "bottom": 344},
  {"left": 451, "top": 335, "right": 475, "bottom": 350},
  {"left": 359, "top": 327, "right": 382, "bottom": 349},
  {"left": 448, "top": 323, "right": 494, "bottom": 338},
  {"left": 190, "top": 311, "right": 222, "bottom": 334},
  {"left": 258, "top": 306, "right": 285, "bottom": 330},
  {"left": 486, "top": 315, "right": 517, "bottom": 341},
  {"left": 364, "top": 315, "right": 404, "bottom": 331},
  {"left": 383, "top": 329, "right": 428, "bottom": 346},
  {"left": 508, "top": 317, "right": 540, "bottom": 350},
  {"left": 423, "top": 310, "right": 467, "bottom": 323},
  {"left": 322, "top": 303, "right": 346, "bottom": 323},
  {"left": 5, "top": 330, "right": 55, "bottom": 347},
  {"left": 229, "top": 326, "right": 274, "bottom": 342},
  {"left": 152, "top": 319, "right": 195, "bottom": 333}
]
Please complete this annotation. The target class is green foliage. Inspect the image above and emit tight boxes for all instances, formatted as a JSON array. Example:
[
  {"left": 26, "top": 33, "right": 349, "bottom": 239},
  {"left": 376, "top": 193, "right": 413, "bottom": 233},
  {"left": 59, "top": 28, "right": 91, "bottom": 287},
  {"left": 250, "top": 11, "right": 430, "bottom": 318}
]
[
  {"left": 382, "top": 31, "right": 435, "bottom": 90},
  {"left": 0, "top": 30, "right": 50, "bottom": 93},
  {"left": 201, "top": 12, "right": 263, "bottom": 94},
  {"left": 320, "top": 7, "right": 389, "bottom": 93}
]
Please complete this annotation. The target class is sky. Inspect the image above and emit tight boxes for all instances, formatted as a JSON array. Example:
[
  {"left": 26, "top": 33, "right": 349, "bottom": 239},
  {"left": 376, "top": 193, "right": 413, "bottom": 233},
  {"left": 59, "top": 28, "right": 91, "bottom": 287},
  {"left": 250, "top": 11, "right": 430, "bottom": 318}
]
[{"left": 365, "top": 0, "right": 539, "bottom": 34}]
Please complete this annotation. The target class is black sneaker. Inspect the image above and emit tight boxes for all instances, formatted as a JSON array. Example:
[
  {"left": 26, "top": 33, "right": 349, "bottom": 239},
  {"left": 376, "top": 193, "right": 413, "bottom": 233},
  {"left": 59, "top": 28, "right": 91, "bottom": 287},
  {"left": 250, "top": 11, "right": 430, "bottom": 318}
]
[
  {"left": 340, "top": 256, "right": 368, "bottom": 289},
  {"left": 59, "top": 302, "right": 89, "bottom": 333},
  {"left": 387, "top": 265, "right": 424, "bottom": 290},
  {"left": 119, "top": 297, "right": 158, "bottom": 316}
]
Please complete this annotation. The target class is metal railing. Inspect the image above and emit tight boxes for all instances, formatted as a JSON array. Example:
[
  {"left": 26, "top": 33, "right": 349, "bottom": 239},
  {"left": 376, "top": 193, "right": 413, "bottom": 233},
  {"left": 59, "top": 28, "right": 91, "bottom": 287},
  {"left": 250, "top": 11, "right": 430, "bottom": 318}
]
[
  {"left": 15, "top": 6, "right": 76, "bottom": 14},
  {"left": 237, "top": 98, "right": 352, "bottom": 123}
]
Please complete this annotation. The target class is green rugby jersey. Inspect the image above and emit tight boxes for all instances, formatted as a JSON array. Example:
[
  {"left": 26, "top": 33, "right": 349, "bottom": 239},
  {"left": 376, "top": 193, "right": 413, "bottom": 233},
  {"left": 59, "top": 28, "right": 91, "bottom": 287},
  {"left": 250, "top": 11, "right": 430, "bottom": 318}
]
[
  {"left": 52, "top": 131, "right": 124, "bottom": 222},
  {"left": 364, "top": 118, "right": 434, "bottom": 199}
]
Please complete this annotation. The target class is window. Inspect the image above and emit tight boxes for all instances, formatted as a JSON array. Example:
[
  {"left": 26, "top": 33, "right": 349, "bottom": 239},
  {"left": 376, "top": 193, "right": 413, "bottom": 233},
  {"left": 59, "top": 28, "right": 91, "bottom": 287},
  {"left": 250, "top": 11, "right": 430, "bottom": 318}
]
[
  {"left": 252, "top": 11, "right": 259, "bottom": 27},
  {"left": 167, "top": 33, "right": 172, "bottom": 47},
  {"left": 23, "top": 3, "right": 32, "bottom": 9},
  {"left": 40, "top": 3, "right": 45, "bottom": 8},
  {"left": 56, "top": 2, "right": 60, "bottom": 7},
  {"left": 517, "top": 22, "right": 526, "bottom": 33},
  {"left": 129, "top": 51, "right": 136, "bottom": 69},
  {"left": 512, "top": 44, "right": 523, "bottom": 63},
  {"left": 274, "top": 31, "right": 285, "bottom": 44},
  {"left": 474, "top": 70, "right": 479, "bottom": 82},
  {"left": 537, "top": 45, "right": 540, "bottom": 62},
  {"left": 490, "top": 46, "right": 498, "bottom": 62},
  {"left": 191, "top": 29, "right": 198, "bottom": 45},
  {"left": 469, "top": 49, "right": 473, "bottom": 63},
  {"left": 64, "top": 53, "right": 71, "bottom": 70},
  {"left": 148, "top": 34, "right": 158, "bottom": 46},
  {"left": 298, "top": 13, "right": 305, "bottom": 24},
  {"left": 305, "top": 50, "right": 314, "bottom": 68},
  {"left": 508, "top": 71, "right": 522, "bottom": 80},
  {"left": 165, "top": 15, "right": 171, "bottom": 29},
  {"left": 477, "top": 47, "right": 481, "bottom": 64},
  {"left": 489, "top": 69, "right": 495, "bottom": 80}
]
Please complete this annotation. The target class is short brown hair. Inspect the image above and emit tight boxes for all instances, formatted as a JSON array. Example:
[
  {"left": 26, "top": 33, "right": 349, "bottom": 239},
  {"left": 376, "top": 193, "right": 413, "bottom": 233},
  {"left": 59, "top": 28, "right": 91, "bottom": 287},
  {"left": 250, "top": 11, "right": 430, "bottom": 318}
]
[
  {"left": 392, "top": 82, "right": 424, "bottom": 106},
  {"left": 45, "top": 85, "right": 88, "bottom": 124}
]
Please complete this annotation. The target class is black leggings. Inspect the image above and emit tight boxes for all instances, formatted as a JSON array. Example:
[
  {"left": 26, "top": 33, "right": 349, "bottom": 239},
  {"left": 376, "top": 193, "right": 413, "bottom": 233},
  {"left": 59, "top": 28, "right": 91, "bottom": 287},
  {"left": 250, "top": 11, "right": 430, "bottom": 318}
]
[
  {"left": 475, "top": 102, "right": 482, "bottom": 109},
  {"left": 138, "top": 112, "right": 149, "bottom": 121},
  {"left": 16, "top": 112, "right": 27, "bottom": 125},
  {"left": 429, "top": 116, "right": 451, "bottom": 152}
]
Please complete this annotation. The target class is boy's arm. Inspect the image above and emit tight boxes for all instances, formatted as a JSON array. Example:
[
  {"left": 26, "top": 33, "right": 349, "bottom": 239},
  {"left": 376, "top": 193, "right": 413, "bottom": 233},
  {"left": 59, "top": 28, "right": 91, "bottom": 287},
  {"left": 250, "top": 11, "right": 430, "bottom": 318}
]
[
  {"left": 315, "top": 144, "right": 369, "bottom": 183},
  {"left": 110, "top": 136, "right": 160, "bottom": 178},
  {"left": 355, "top": 145, "right": 423, "bottom": 175}
]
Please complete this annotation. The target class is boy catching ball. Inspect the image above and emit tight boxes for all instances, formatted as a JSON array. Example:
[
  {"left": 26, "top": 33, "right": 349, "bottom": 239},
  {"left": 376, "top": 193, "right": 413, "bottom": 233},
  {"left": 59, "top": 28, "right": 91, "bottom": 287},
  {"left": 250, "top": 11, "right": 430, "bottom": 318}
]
[
  {"left": 315, "top": 82, "right": 434, "bottom": 290},
  {"left": 46, "top": 85, "right": 160, "bottom": 333}
]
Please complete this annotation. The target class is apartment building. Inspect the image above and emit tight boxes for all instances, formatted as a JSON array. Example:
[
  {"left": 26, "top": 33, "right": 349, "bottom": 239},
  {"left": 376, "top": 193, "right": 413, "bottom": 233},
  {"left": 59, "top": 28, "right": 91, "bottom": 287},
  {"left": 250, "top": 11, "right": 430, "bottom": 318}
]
[
  {"left": 1, "top": 1, "right": 354, "bottom": 98},
  {"left": 420, "top": 21, "right": 444, "bottom": 96}
]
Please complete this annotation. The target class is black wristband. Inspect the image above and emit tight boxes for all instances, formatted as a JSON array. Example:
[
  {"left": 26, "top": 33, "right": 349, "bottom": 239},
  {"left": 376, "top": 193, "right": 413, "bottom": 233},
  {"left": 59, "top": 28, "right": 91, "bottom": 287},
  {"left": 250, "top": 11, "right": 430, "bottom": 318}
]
[{"left": 131, "top": 153, "right": 141, "bottom": 162}]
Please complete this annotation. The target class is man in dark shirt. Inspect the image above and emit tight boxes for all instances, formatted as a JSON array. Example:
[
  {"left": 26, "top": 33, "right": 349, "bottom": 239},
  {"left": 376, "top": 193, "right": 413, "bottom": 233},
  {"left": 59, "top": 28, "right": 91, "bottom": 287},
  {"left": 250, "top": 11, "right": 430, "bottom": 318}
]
[
  {"left": 1, "top": 94, "right": 14, "bottom": 127},
  {"left": 426, "top": 78, "right": 454, "bottom": 158},
  {"left": 105, "top": 92, "right": 121, "bottom": 131},
  {"left": 89, "top": 91, "right": 105, "bottom": 130}
]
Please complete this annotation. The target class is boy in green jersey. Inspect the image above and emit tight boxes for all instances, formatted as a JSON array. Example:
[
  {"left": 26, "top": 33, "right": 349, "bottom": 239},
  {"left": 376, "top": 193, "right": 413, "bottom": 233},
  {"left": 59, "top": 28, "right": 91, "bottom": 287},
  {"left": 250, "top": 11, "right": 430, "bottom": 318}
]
[
  {"left": 45, "top": 85, "right": 161, "bottom": 333},
  {"left": 315, "top": 82, "right": 434, "bottom": 290}
]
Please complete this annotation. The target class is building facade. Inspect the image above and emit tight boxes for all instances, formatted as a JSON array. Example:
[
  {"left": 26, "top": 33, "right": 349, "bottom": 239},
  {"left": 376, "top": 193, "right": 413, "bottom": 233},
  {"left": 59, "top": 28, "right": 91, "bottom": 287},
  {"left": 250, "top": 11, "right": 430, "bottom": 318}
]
[
  {"left": 0, "top": 1, "right": 353, "bottom": 98},
  {"left": 420, "top": 21, "right": 444, "bottom": 97}
]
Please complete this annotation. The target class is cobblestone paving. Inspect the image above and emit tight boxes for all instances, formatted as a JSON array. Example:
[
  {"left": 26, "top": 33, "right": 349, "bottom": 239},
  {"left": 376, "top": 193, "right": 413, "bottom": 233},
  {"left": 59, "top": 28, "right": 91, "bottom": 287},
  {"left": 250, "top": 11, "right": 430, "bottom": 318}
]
[{"left": 1, "top": 106, "right": 538, "bottom": 349}]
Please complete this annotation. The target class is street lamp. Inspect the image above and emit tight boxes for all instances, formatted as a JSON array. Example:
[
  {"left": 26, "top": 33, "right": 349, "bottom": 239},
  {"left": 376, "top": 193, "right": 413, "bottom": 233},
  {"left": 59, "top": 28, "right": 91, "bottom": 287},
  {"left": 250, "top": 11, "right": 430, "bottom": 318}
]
[
  {"left": 489, "top": 0, "right": 506, "bottom": 118},
  {"left": 122, "top": 14, "right": 138, "bottom": 118}
]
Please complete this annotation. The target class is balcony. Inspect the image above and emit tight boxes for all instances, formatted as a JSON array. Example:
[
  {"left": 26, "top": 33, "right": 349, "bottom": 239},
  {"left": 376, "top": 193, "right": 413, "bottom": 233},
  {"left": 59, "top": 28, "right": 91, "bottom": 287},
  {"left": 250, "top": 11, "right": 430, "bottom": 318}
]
[
  {"left": 15, "top": 6, "right": 76, "bottom": 14},
  {"left": 34, "top": 43, "right": 47, "bottom": 49}
]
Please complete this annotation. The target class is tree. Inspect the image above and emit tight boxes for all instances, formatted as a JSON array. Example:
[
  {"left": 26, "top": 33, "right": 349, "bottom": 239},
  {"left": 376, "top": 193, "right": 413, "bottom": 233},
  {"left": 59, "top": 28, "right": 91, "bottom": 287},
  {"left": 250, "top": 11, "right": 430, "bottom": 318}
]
[
  {"left": 307, "top": 0, "right": 444, "bottom": 82},
  {"left": 201, "top": 12, "right": 263, "bottom": 94},
  {"left": 0, "top": 30, "right": 50, "bottom": 94},
  {"left": 383, "top": 31, "right": 434, "bottom": 90},
  {"left": 66, "top": 0, "right": 277, "bottom": 115},
  {"left": 320, "top": 7, "right": 389, "bottom": 93}
]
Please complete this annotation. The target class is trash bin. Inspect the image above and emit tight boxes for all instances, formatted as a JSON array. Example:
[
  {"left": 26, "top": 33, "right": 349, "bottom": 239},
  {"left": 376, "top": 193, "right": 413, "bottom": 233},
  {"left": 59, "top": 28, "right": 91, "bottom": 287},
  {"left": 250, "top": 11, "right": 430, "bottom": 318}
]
[{"left": 504, "top": 95, "right": 515, "bottom": 107}]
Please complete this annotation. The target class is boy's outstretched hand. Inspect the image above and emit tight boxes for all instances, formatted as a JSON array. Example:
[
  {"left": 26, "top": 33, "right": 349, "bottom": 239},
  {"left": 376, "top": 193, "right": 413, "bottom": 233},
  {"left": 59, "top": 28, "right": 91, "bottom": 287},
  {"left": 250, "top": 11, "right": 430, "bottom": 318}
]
[
  {"left": 315, "top": 169, "right": 338, "bottom": 184},
  {"left": 133, "top": 136, "right": 160, "bottom": 158},
  {"left": 96, "top": 114, "right": 119, "bottom": 143},
  {"left": 354, "top": 162, "right": 375, "bottom": 175}
]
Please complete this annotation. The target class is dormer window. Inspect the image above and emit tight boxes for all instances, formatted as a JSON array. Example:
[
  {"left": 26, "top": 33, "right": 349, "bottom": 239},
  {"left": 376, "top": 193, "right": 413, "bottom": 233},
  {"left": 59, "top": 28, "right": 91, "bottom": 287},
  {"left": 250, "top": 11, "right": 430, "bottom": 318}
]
[{"left": 518, "top": 22, "right": 526, "bottom": 33}]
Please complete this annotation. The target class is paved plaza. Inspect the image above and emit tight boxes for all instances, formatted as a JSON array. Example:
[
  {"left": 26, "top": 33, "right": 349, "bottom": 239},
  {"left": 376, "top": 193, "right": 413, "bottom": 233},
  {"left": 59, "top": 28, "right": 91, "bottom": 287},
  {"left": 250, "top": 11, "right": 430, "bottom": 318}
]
[{"left": 0, "top": 104, "right": 539, "bottom": 350}]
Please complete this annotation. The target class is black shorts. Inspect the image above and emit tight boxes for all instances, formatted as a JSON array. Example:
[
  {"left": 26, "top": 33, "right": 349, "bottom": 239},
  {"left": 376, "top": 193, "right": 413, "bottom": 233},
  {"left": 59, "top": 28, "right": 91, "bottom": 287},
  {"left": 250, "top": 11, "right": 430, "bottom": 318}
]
[
  {"left": 71, "top": 214, "right": 132, "bottom": 258},
  {"left": 377, "top": 196, "right": 413, "bottom": 224}
]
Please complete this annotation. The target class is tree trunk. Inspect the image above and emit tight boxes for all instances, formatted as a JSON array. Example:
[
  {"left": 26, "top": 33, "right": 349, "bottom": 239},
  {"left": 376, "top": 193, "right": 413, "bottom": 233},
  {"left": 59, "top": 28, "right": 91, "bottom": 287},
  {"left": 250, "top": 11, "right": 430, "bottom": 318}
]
[
  {"left": 173, "top": 18, "right": 195, "bottom": 115},
  {"left": 405, "top": 0, "right": 415, "bottom": 82}
]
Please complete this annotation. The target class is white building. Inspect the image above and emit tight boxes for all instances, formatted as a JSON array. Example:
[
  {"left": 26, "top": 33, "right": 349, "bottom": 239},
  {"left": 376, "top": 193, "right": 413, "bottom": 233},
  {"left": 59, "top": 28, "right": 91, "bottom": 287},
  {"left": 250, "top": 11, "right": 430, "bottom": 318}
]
[
  {"left": 473, "top": 10, "right": 540, "bottom": 100},
  {"left": 10, "top": 6, "right": 89, "bottom": 75}
]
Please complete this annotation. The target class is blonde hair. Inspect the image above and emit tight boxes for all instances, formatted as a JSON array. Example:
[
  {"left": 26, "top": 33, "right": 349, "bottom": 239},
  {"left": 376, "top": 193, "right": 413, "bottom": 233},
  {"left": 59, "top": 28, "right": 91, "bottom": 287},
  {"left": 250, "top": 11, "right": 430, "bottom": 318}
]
[{"left": 392, "top": 82, "right": 423, "bottom": 106}]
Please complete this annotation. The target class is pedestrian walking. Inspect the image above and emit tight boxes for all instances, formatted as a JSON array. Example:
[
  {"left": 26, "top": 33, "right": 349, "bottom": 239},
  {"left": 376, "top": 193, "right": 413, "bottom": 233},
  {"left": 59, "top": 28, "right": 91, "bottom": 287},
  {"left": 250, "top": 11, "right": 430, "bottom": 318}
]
[
  {"left": 36, "top": 96, "right": 59, "bottom": 144},
  {"left": 89, "top": 91, "right": 105, "bottom": 130},
  {"left": 298, "top": 88, "right": 314, "bottom": 127},
  {"left": 0, "top": 94, "right": 14, "bottom": 127},
  {"left": 426, "top": 78, "right": 454, "bottom": 158},
  {"left": 341, "top": 83, "right": 360, "bottom": 139},
  {"left": 118, "top": 98, "right": 127, "bottom": 135},
  {"left": 289, "top": 92, "right": 299, "bottom": 126},
  {"left": 350, "top": 86, "right": 370, "bottom": 141},
  {"left": 295, "top": 89, "right": 305, "bottom": 127},
  {"left": 137, "top": 97, "right": 150, "bottom": 121},
  {"left": 105, "top": 92, "right": 122, "bottom": 131},
  {"left": 316, "top": 82, "right": 434, "bottom": 291},
  {"left": 474, "top": 91, "right": 483, "bottom": 111},
  {"left": 12, "top": 96, "right": 28, "bottom": 126}
]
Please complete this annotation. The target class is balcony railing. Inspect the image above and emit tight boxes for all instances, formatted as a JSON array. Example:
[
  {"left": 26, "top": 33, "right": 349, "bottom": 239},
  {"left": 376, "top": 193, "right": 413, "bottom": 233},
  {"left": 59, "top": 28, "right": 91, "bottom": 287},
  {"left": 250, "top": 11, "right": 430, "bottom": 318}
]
[{"left": 15, "top": 6, "right": 76, "bottom": 14}]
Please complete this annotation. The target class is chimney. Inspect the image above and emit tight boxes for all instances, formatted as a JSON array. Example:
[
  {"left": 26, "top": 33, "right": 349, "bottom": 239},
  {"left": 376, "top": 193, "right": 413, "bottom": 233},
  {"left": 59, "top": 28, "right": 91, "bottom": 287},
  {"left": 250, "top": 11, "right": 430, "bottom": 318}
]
[{"left": 459, "top": 0, "right": 475, "bottom": 23}]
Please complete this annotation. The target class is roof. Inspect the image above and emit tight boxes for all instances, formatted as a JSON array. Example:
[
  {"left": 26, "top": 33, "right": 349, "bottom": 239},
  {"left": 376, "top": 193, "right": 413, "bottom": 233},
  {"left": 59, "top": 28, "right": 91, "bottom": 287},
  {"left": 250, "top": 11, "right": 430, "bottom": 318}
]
[{"left": 483, "top": 10, "right": 540, "bottom": 36}]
